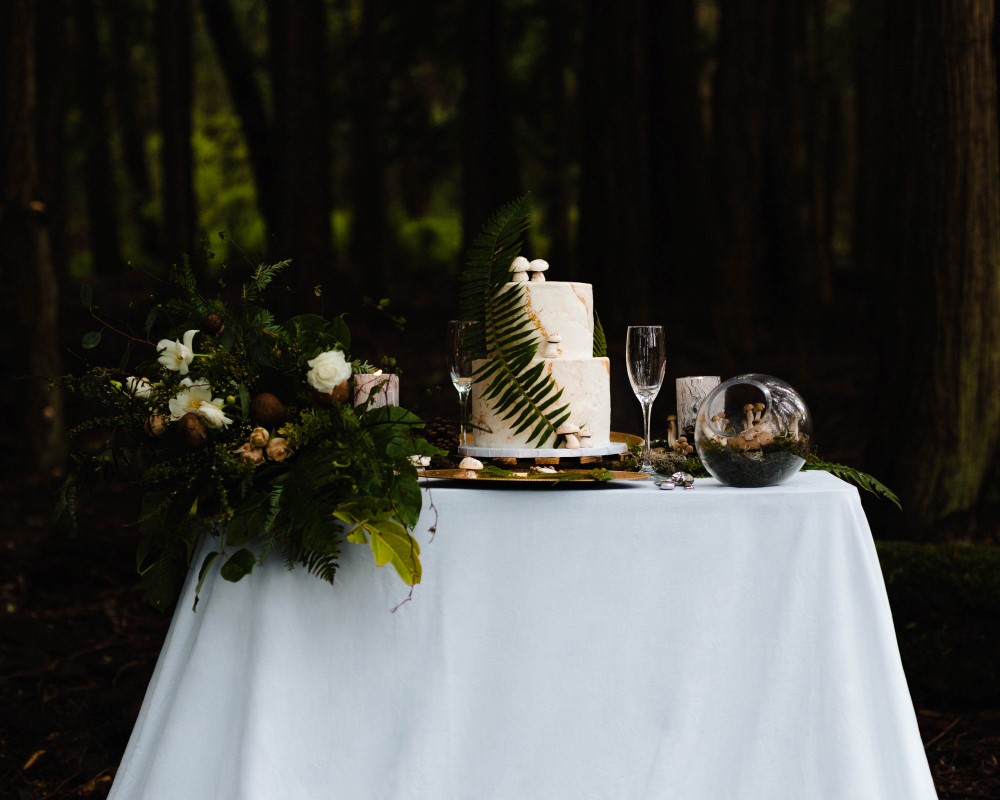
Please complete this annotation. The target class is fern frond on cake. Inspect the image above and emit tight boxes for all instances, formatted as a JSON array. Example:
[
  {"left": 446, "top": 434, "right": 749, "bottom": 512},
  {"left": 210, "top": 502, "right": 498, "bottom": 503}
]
[{"left": 459, "top": 194, "right": 570, "bottom": 447}]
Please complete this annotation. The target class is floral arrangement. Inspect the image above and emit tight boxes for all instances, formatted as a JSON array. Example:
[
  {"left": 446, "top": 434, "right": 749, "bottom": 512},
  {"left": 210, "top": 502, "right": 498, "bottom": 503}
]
[{"left": 59, "top": 260, "right": 440, "bottom": 611}]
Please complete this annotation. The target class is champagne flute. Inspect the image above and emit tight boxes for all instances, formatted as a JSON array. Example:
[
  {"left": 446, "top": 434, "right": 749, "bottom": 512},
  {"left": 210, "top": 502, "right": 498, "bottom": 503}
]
[
  {"left": 626, "top": 325, "right": 666, "bottom": 473},
  {"left": 447, "top": 320, "right": 478, "bottom": 448}
]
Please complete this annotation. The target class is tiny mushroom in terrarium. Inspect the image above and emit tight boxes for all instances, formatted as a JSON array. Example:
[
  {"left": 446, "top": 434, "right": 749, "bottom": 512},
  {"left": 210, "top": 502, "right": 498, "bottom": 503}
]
[
  {"left": 510, "top": 256, "right": 530, "bottom": 283},
  {"left": 753, "top": 402, "right": 766, "bottom": 424},
  {"left": 529, "top": 259, "right": 549, "bottom": 282},
  {"left": 541, "top": 332, "right": 563, "bottom": 359},
  {"left": 743, "top": 403, "right": 756, "bottom": 431},
  {"left": 556, "top": 422, "right": 581, "bottom": 449},
  {"left": 578, "top": 425, "right": 593, "bottom": 448},
  {"left": 458, "top": 456, "right": 484, "bottom": 479},
  {"left": 789, "top": 411, "right": 801, "bottom": 441},
  {"left": 667, "top": 414, "right": 678, "bottom": 447}
]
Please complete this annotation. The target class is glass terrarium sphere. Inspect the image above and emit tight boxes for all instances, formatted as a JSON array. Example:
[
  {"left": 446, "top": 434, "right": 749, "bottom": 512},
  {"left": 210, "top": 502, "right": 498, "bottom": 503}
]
[{"left": 693, "top": 374, "right": 812, "bottom": 487}]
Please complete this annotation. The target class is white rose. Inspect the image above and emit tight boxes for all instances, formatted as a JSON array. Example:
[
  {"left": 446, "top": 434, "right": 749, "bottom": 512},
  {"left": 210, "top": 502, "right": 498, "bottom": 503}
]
[{"left": 306, "top": 349, "right": 352, "bottom": 393}]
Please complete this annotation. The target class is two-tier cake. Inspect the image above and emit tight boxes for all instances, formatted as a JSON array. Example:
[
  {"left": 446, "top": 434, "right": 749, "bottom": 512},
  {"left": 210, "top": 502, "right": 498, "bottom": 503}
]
[{"left": 468, "top": 257, "right": 614, "bottom": 452}]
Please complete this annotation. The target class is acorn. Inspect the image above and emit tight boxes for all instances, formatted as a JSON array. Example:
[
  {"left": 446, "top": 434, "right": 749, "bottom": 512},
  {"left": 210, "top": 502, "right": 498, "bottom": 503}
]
[
  {"left": 177, "top": 412, "right": 208, "bottom": 448},
  {"left": 203, "top": 313, "right": 225, "bottom": 335},
  {"left": 250, "top": 391, "right": 286, "bottom": 426}
]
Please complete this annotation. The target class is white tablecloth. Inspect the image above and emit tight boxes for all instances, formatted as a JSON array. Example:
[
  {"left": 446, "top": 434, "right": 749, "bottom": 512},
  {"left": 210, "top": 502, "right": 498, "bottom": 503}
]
[{"left": 109, "top": 471, "right": 937, "bottom": 800}]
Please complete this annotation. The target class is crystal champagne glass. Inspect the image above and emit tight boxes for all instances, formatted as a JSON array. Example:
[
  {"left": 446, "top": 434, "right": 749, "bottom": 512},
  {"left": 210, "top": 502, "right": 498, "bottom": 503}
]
[
  {"left": 447, "top": 320, "right": 478, "bottom": 448},
  {"left": 626, "top": 325, "right": 666, "bottom": 473}
]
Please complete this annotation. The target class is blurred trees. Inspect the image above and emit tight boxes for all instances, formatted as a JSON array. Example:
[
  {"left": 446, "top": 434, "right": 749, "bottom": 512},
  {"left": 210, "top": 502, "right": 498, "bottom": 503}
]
[{"left": 1, "top": 0, "right": 997, "bottom": 539}]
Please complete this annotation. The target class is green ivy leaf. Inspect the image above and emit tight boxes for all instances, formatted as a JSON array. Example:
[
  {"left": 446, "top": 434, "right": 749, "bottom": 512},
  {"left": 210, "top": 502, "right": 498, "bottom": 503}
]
[{"left": 81, "top": 330, "right": 102, "bottom": 349}]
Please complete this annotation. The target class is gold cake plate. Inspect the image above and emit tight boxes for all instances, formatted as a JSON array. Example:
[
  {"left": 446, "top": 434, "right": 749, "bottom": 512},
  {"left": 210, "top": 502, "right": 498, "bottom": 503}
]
[{"left": 419, "top": 468, "right": 649, "bottom": 484}]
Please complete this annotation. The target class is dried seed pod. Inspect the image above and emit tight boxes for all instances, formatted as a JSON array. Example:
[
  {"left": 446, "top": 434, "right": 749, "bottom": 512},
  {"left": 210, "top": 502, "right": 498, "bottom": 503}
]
[
  {"left": 250, "top": 392, "right": 286, "bottom": 426},
  {"left": 177, "top": 412, "right": 208, "bottom": 448}
]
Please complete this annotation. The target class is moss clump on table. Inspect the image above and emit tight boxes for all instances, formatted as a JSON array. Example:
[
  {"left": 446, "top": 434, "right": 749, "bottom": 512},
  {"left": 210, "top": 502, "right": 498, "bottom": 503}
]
[{"left": 876, "top": 541, "right": 1000, "bottom": 703}]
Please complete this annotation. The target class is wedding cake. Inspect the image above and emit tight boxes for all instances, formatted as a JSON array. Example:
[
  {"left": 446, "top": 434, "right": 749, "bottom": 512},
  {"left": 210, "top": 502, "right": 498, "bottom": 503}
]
[{"left": 469, "top": 257, "right": 612, "bottom": 450}]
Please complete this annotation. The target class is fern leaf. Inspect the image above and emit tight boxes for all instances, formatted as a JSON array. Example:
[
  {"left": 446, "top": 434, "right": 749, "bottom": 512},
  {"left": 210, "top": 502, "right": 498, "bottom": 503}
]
[
  {"left": 593, "top": 311, "right": 607, "bottom": 358},
  {"left": 804, "top": 455, "right": 902, "bottom": 509},
  {"left": 459, "top": 198, "right": 572, "bottom": 447}
]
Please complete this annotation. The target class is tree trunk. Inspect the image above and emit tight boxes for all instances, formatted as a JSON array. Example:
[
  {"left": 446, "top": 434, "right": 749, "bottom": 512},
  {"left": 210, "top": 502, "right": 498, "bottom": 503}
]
[
  {"left": 0, "top": 0, "right": 65, "bottom": 472},
  {"left": 710, "top": 0, "right": 775, "bottom": 359},
  {"left": 35, "top": 0, "right": 70, "bottom": 280},
  {"left": 108, "top": 3, "right": 159, "bottom": 259},
  {"left": 157, "top": 0, "right": 197, "bottom": 270},
  {"left": 199, "top": 0, "right": 279, "bottom": 243},
  {"left": 873, "top": 0, "right": 1000, "bottom": 537},
  {"left": 459, "top": 0, "right": 521, "bottom": 259},
  {"left": 349, "top": 0, "right": 389, "bottom": 298},
  {"left": 77, "top": 0, "right": 124, "bottom": 274},
  {"left": 577, "top": 0, "right": 652, "bottom": 331},
  {"left": 649, "top": 0, "right": 708, "bottom": 338},
  {"left": 270, "top": 0, "right": 334, "bottom": 311}
]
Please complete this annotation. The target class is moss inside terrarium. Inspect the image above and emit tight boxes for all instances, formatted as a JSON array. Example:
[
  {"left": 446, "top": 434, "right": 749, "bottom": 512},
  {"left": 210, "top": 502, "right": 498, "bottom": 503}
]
[{"left": 698, "top": 435, "right": 810, "bottom": 487}]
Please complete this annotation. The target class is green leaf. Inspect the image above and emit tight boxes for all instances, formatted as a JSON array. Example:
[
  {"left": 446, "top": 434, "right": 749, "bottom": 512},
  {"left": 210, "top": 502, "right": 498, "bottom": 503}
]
[
  {"left": 81, "top": 330, "right": 102, "bottom": 349},
  {"left": 370, "top": 525, "right": 422, "bottom": 586},
  {"left": 220, "top": 548, "right": 257, "bottom": 582},
  {"left": 333, "top": 498, "right": 422, "bottom": 585},
  {"left": 143, "top": 307, "right": 158, "bottom": 335},
  {"left": 458, "top": 195, "right": 570, "bottom": 447},
  {"left": 193, "top": 551, "right": 220, "bottom": 610},
  {"left": 593, "top": 311, "right": 607, "bottom": 358},
  {"left": 804, "top": 456, "right": 902, "bottom": 509}
]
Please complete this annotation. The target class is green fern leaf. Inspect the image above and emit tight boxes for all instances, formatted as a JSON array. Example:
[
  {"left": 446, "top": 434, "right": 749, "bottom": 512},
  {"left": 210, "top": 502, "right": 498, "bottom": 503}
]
[
  {"left": 458, "top": 195, "right": 571, "bottom": 447},
  {"left": 593, "top": 311, "right": 607, "bottom": 358},
  {"left": 804, "top": 455, "right": 902, "bottom": 509}
]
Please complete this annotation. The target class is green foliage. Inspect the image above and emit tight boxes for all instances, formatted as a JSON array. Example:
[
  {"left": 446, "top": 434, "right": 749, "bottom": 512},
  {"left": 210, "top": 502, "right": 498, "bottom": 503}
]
[
  {"left": 63, "top": 260, "right": 439, "bottom": 610},
  {"left": 458, "top": 195, "right": 570, "bottom": 447},
  {"left": 593, "top": 311, "right": 607, "bottom": 358},
  {"left": 804, "top": 454, "right": 901, "bottom": 508},
  {"left": 877, "top": 542, "right": 1000, "bottom": 701}
]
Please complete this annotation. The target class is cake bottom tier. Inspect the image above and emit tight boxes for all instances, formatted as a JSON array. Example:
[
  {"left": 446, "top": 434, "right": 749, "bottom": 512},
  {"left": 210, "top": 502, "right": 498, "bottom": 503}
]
[{"left": 470, "top": 357, "right": 611, "bottom": 449}]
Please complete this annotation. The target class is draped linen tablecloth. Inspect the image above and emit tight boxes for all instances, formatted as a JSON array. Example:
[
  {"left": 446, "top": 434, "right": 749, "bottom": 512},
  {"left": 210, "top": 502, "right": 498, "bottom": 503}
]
[{"left": 108, "top": 471, "right": 937, "bottom": 800}]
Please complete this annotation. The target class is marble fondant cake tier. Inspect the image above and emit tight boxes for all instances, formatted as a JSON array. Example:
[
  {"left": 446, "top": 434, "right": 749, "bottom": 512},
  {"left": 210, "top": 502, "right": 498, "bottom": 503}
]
[
  {"left": 501, "top": 281, "right": 594, "bottom": 360},
  {"left": 470, "top": 356, "right": 611, "bottom": 449}
]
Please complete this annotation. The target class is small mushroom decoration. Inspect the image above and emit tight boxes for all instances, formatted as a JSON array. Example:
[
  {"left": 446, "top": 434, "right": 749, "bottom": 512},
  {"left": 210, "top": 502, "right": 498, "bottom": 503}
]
[
  {"left": 541, "top": 332, "right": 563, "bottom": 359},
  {"left": 578, "top": 425, "right": 593, "bottom": 448},
  {"left": 458, "top": 456, "right": 484, "bottom": 479},
  {"left": 671, "top": 435, "right": 694, "bottom": 456},
  {"left": 666, "top": 414, "right": 678, "bottom": 447},
  {"left": 743, "top": 403, "right": 756, "bottom": 432},
  {"left": 788, "top": 411, "right": 801, "bottom": 441},
  {"left": 510, "top": 256, "right": 530, "bottom": 283},
  {"left": 556, "top": 422, "right": 581, "bottom": 449},
  {"left": 529, "top": 259, "right": 549, "bottom": 282}
]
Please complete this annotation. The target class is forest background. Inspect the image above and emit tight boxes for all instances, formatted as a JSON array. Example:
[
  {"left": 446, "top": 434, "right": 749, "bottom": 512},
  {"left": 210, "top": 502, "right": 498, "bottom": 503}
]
[{"left": 1, "top": 0, "right": 1000, "bottom": 796}]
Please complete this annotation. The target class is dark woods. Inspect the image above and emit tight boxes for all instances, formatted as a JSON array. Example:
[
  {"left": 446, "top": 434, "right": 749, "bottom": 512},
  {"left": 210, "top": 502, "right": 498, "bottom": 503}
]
[{"left": 1, "top": 0, "right": 999, "bottom": 540}]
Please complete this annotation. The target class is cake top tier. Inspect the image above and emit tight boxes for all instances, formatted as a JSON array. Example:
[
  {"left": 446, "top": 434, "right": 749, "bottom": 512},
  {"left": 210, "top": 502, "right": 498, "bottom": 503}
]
[{"left": 504, "top": 280, "right": 594, "bottom": 360}]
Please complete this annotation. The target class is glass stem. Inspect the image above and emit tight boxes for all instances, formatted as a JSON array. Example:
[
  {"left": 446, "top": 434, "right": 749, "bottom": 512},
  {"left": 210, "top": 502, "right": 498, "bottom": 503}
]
[
  {"left": 459, "top": 390, "right": 470, "bottom": 446},
  {"left": 641, "top": 399, "right": 653, "bottom": 467}
]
